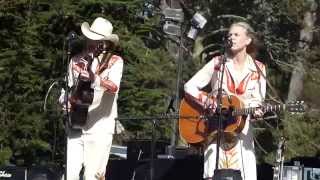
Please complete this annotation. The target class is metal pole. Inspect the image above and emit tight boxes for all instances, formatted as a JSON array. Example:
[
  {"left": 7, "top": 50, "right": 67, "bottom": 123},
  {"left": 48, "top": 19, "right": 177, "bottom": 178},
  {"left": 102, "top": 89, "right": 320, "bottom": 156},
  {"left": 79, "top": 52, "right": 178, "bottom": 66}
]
[{"left": 169, "top": 33, "right": 184, "bottom": 157}]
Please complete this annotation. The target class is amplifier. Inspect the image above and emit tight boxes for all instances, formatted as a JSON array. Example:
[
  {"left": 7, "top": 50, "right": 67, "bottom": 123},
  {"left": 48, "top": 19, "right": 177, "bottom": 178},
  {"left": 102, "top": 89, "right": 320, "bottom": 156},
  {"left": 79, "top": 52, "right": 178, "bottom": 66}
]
[
  {"left": 0, "top": 166, "right": 26, "bottom": 180},
  {"left": 127, "top": 139, "right": 169, "bottom": 161},
  {"left": 303, "top": 167, "right": 320, "bottom": 180},
  {"left": 282, "top": 165, "right": 303, "bottom": 180}
]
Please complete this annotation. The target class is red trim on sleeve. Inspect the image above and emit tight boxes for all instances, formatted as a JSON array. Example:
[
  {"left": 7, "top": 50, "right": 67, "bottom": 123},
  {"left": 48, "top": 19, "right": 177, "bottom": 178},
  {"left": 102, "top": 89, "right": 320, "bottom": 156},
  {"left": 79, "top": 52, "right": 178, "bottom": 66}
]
[{"left": 100, "top": 78, "right": 118, "bottom": 94}]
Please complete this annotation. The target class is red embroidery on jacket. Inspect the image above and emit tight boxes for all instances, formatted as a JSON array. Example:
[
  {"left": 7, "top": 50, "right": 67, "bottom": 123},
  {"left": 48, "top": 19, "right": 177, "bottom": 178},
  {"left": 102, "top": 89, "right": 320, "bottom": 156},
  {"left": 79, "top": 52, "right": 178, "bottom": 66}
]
[
  {"left": 226, "top": 68, "right": 236, "bottom": 93},
  {"left": 99, "top": 55, "right": 121, "bottom": 94},
  {"left": 254, "top": 60, "right": 264, "bottom": 68},
  {"left": 226, "top": 68, "right": 251, "bottom": 95},
  {"left": 72, "top": 56, "right": 89, "bottom": 73},
  {"left": 72, "top": 64, "right": 82, "bottom": 73},
  {"left": 250, "top": 71, "right": 260, "bottom": 80},
  {"left": 72, "top": 62, "right": 87, "bottom": 73},
  {"left": 236, "top": 74, "right": 250, "bottom": 95},
  {"left": 100, "top": 78, "right": 118, "bottom": 94},
  {"left": 107, "top": 56, "right": 120, "bottom": 68}
]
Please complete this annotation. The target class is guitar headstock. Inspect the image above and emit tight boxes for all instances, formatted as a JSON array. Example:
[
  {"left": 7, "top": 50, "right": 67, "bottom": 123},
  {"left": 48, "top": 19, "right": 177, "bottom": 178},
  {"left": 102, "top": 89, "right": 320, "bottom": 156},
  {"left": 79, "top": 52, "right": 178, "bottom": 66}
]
[{"left": 286, "top": 101, "right": 305, "bottom": 113}]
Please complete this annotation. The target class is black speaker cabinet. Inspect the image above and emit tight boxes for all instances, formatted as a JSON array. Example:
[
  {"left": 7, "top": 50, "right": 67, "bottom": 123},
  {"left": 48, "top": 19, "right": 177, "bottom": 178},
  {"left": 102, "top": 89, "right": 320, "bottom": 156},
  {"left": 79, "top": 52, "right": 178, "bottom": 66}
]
[
  {"left": 106, "top": 156, "right": 203, "bottom": 180},
  {"left": 0, "top": 166, "right": 26, "bottom": 180},
  {"left": 27, "top": 166, "right": 63, "bottom": 180}
]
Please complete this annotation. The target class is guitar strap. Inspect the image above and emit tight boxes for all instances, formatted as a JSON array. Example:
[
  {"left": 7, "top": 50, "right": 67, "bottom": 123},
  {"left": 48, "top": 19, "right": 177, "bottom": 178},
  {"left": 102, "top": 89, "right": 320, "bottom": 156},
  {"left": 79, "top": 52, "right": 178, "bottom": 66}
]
[
  {"left": 252, "top": 59, "right": 283, "bottom": 103},
  {"left": 96, "top": 51, "right": 113, "bottom": 75}
]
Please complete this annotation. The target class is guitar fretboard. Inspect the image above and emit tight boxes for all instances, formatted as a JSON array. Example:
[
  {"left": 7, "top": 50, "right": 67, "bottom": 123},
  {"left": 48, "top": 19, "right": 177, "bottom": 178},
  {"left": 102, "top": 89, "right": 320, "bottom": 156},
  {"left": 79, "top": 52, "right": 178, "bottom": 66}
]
[{"left": 232, "top": 104, "right": 287, "bottom": 116}]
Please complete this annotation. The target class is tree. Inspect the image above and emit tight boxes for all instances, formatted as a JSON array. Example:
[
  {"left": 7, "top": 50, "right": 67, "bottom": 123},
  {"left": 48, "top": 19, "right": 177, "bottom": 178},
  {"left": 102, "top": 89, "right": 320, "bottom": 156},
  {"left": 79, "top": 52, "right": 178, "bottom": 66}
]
[{"left": 287, "top": 0, "right": 318, "bottom": 101}]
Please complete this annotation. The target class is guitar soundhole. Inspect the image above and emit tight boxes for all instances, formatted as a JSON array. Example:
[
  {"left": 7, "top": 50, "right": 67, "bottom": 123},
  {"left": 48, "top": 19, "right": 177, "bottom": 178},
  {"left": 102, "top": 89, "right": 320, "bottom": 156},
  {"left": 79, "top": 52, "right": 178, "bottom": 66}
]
[
  {"left": 222, "top": 107, "right": 237, "bottom": 128},
  {"left": 81, "top": 90, "right": 94, "bottom": 103},
  {"left": 206, "top": 107, "right": 237, "bottom": 131},
  {"left": 71, "top": 103, "right": 89, "bottom": 127}
]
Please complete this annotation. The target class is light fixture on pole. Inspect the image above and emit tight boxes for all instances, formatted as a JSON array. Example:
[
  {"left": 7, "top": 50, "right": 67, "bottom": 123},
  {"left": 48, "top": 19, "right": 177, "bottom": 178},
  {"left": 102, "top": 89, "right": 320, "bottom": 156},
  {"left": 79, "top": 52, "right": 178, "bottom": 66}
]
[
  {"left": 162, "top": 8, "right": 184, "bottom": 37},
  {"left": 187, "top": 12, "right": 207, "bottom": 40},
  {"left": 163, "top": 21, "right": 181, "bottom": 36},
  {"left": 163, "top": 8, "right": 184, "bottom": 22}
]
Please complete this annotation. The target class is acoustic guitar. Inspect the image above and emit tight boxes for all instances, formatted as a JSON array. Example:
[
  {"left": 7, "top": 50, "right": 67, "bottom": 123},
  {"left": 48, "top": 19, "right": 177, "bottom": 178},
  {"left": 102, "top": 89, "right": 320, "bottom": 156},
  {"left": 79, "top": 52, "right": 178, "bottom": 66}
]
[
  {"left": 179, "top": 95, "right": 304, "bottom": 146},
  {"left": 69, "top": 54, "right": 94, "bottom": 129}
]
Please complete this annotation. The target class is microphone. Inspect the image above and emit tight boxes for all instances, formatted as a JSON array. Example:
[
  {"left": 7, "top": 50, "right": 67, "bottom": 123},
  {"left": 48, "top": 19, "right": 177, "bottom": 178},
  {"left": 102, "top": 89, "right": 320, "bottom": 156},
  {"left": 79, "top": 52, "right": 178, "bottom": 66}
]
[
  {"left": 66, "top": 31, "right": 77, "bottom": 41},
  {"left": 223, "top": 34, "right": 233, "bottom": 49},
  {"left": 66, "top": 31, "right": 86, "bottom": 56}
]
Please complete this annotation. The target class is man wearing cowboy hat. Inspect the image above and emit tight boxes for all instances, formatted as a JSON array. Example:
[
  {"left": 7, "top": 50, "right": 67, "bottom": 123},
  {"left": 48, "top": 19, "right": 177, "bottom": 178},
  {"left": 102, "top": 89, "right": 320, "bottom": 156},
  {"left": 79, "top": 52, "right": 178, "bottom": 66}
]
[{"left": 59, "top": 17, "right": 123, "bottom": 180}]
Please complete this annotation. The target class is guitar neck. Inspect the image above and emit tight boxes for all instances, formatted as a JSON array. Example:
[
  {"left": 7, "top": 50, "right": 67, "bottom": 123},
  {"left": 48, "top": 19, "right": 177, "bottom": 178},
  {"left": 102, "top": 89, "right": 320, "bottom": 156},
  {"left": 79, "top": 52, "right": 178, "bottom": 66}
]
[{"left": 232, "top": 104, "right": 286, "bottom": 116}]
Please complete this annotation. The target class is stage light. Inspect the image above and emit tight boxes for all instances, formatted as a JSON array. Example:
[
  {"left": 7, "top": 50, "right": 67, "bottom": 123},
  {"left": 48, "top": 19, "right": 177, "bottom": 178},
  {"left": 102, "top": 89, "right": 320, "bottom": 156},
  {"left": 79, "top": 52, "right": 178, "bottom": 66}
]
[
  {"left": 163, "top": 21, "right": 181, "bottom": 36},
  {"left": 162, "top": 8, "right": 184, "bottom": 23},
  {"left": 161, "top": 8, "right": 184, "bottom": 37},
  {"left": 187, "top": 12, "right": 207, "bottom": 40}
]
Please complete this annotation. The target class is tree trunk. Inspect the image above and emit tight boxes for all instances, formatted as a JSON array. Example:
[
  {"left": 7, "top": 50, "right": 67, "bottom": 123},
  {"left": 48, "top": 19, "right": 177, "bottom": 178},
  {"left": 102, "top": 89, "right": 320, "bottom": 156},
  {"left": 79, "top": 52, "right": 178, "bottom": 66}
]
[{"left": 287, "top": 0, "right": 317, "bottom": 101}]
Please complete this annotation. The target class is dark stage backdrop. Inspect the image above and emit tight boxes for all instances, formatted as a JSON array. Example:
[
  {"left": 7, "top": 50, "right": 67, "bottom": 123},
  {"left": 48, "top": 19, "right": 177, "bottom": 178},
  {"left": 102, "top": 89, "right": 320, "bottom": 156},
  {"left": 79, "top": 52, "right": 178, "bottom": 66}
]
[
  {"left": 106, "top": 156, "right": 203, "bottom": 180},
  {"left": 106, "top": 156, "right": 275, "bottom": 180}
]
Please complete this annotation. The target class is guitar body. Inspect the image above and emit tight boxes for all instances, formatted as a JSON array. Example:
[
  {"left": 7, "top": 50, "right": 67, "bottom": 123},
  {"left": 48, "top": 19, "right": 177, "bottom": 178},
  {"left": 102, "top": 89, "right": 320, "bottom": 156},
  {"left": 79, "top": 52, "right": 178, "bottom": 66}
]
[
  {"left": 179, "top": 95, "right": 246, "bottom": 145},
  {"left": 69, "top": 79, "right": 94, "bottom": 128},
  {"left": 179, "top": 98, "right": 206, "bottom": 144}
]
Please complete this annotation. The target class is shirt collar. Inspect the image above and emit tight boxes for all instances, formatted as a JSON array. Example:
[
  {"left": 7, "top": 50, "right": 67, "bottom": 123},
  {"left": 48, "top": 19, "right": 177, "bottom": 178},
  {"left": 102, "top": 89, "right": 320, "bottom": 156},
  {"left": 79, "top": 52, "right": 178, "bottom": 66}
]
[
  {"left": 224, "top": 54, "right": 257, "bottom": 79},
  {"left": 247, "top": 55, "right": 258, "bottom": 72}
]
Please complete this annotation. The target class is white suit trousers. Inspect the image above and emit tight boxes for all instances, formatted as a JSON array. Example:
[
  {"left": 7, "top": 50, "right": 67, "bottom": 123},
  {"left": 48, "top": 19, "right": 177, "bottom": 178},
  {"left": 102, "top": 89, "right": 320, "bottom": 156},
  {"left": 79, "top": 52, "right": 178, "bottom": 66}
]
[
  {"left": 203, "top": 126, "right": 256, "bottom": 180},
  {"left": 66, "top": 129, "right": 113, "bottom": 180}
]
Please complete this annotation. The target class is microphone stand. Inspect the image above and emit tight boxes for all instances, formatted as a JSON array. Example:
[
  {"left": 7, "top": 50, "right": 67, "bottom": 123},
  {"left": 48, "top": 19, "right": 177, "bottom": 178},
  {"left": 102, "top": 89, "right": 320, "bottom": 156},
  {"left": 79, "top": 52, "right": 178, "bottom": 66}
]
[
  {"left": 63, "top": 36, "right": 73, "bottom": 180},
  {"left": 213, "top": 42, "right": 229, "bottom": 177},
  {"left": 150, "top": 118, "right": 157, "bottom": 180}
]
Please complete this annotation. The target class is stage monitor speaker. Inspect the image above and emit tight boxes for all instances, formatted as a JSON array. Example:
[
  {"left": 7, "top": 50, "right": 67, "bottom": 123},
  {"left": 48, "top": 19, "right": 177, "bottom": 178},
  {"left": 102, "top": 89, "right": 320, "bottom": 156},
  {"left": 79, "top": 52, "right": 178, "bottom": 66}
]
[
  {"left": 27, "top": 166, "right": 62, "bottom": 180},
  {"left": 0, "top": 166, "right": 26, "bottom": 180},
  {"left": 106, "top": 156, "right": 203, "bottom": 180},
  {"left": 282, "top": 165, "right": 303, "bottom": 180},
  {"left": 257, "top": 163, "right": 273, "bottom": 180},
  {"left": 127, "top": 139, "right": 169, "bottom": 161},
  {"left": 213, "top": 169, "right": 242, "bottom": 180},
  {"left": 303, "top": 167, "right": 320, "bottom": 180}
]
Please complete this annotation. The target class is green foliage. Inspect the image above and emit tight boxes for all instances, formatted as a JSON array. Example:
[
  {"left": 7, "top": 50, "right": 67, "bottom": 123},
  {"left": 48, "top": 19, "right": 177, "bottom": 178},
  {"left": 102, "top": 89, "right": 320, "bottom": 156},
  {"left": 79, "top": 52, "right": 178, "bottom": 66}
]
[
  {"left": 119, "top": 35, "right": 176, "bottom": 139},
  {"left": 282, "top": 113, "right": 320, "bottom": 158},
  {"left": 0, "top": 148, "right": 12, "bottom": 165}
]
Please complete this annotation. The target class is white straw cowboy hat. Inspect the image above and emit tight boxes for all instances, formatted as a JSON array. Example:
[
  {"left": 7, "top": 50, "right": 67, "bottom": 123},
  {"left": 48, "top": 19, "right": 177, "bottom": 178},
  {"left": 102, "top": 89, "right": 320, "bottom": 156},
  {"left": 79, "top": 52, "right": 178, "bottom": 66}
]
[{"left": 81, "top": 17, "right": 119, "bottom": 44}]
